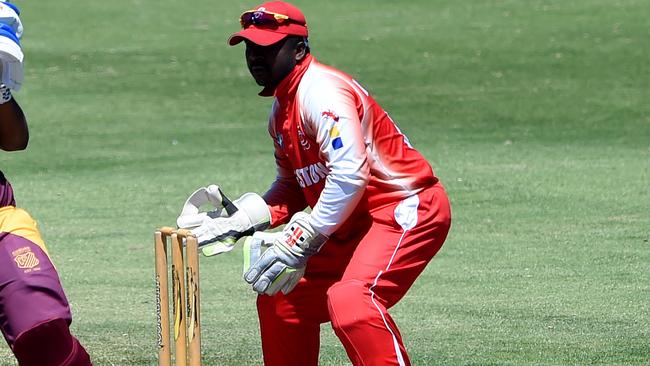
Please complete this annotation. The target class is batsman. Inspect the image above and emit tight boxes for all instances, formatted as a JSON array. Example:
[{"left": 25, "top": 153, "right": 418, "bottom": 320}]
[
  {"left": 177, "top": 2, "right": 452, "bottom": 365},
  {"left": 0, "top": 1, "right": 92, "bottom": 364}
]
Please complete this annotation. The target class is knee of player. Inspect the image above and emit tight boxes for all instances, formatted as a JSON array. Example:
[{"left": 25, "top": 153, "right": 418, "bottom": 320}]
[
  {"left": 13, "top": 318, "right": 92, "bottom": 366},
  {"left": 327, "top": 280, "right": 373, "bottom": 329}
]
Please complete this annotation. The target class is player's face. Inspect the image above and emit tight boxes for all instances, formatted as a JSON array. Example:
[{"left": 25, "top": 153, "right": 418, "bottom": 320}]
[{"left": 245, "top": 38, "right": 301, "bottom": 88}]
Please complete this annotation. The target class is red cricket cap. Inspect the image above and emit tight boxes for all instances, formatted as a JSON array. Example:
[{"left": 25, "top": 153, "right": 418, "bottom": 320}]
[{"left": 228, "top": 1, "right": 308, "bottom": 46}]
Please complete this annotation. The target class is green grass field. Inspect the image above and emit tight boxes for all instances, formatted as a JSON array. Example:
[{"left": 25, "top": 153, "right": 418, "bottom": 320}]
[{"left": 1, "top": 0, "right": 648, "bottom": 364}]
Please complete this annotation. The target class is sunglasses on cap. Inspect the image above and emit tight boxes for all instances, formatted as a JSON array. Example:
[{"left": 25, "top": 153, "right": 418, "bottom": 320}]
[{"left": 240, "top": 9, "right": 296, "bottom": 28}]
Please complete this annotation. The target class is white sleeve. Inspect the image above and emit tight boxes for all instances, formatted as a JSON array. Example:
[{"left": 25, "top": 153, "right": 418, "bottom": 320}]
[{"left": 299, "top": 79, "right": 370, "bottom": 236}]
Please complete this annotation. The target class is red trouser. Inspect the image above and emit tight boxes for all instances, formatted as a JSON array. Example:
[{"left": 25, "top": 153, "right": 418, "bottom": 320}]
[{"left": 257, "top": 183, "right": 451, "bottom": 365}]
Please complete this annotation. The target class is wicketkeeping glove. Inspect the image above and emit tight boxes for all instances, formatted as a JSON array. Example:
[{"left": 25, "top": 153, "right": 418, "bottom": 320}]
[
  {"left": 243, "top": 212, "right": 328, "bottom": 295},
  {"left": 0, "top": 1, "right": 23, "bottom": 92},
  {"left": 242, "top": 230, "right": 279, "bottom": 276},
  {"left": 176, "top": 185, "right": 271, "bottom": 256},
  {"left": 176, "top": 185, "right": 236, "bottom": 228}
]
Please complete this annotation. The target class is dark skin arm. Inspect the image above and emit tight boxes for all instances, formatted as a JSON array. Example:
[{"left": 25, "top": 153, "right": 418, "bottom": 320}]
[{"left": 0, "top": 98, "right": 28, "bottom": 151}]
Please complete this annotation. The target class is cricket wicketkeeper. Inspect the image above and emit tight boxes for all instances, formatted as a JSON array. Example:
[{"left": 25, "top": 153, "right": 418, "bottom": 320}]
[
  {"left": 178, "top": 2, "right": 451, "bottom": 365},
  {"left": 0, "top": 2, "right": 92, "bottom": 365}
]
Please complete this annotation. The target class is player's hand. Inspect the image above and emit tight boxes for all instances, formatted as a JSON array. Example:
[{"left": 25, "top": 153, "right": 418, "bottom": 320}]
[
  {"left": 243, "top": 212, "right": 327, "bottom": 295},
  {"left": 177, "top": 186, "right": 270, "bottom": 256},
  {"left": 242, "top": 230, "right": 280, "bottom": 276},
  {"left": 0, "top": 1, "right": 23, "bottom": 92}
]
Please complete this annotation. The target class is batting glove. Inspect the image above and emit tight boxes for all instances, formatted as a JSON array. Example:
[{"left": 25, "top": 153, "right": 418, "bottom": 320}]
[
  {"left": 243, "top": 212, "right": 327, "bottom": 295},
  {"left": 0, "top": 1, "right": 23, "bottom": 92},
  {"left": 0, "top": 2, "right": 22, "bottom": 37}
]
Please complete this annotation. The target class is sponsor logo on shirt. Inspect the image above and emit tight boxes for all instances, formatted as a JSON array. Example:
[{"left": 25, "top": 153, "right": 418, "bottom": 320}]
[
  {"left": 12, "top": 246, "right": 40, "bottom": 272},
  {"left": 294, "top": 162, "right": 329, "bottom": 188}
]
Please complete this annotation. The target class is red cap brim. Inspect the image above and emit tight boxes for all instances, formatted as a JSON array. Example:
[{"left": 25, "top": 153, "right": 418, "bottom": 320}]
[{"left": 228, "top": 27, "right": 289, "bottom": 46}]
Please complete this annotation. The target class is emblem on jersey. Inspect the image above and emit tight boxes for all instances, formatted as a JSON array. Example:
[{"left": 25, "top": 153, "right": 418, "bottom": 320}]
[
  {"left": 322, "top": 110, "right": 344, "bottom": 150},
  {"left": 297, "top": 127, "right": 311, "bottom": 150},
  {"left": 12, "top": 246, "right": 40, "bottom": 271}
]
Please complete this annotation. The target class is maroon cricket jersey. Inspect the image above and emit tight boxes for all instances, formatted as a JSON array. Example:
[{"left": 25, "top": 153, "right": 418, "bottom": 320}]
[{"left": 0, "top": 170, "right": 72, "bottom": 347}]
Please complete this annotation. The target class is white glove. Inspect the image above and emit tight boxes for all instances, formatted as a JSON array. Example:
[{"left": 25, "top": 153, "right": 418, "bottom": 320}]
[
  {"left": 243, "top": 212, "right": 327, "bottom": 295},
  {"left": 176, "top": 185, "right": 235, "bottom": 229},
  {"left": 242, "top": 231, "right": 281, "bottom": 277},
  {"left": 176, "top": 185, "right": 271, "bottom": 256},
  {"left": 0, "top": 2, "right": 23, "bottom": 91},
  {"left": 0, "top": 2, "right": 22, "bottom": 37}
]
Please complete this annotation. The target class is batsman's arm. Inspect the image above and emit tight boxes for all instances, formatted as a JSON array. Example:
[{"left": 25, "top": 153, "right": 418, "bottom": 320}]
[
  {"left": 0, "top": 91, "right": 27, "bottom": 151},
  {"left": 0, "top": 1, "right": 26, "bottom": 151}
]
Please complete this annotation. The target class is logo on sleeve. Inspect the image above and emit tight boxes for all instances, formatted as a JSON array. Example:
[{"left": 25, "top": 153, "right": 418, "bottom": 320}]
[
  {"left": 330, "top": 126, "right": 343, "bottom": 150},
  {"left": 321, "top": 110, "right": 339, "bottom": 122},
  {"left": 12, "top": 247, "right": 40, "bottom": 272},
  {"left": 322, "top": 110, "right": 343, "bottom": 150}
]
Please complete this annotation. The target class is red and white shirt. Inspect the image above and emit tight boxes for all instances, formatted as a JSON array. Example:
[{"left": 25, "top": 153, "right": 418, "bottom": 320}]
[{"left": 263, "top": 54, "right": 438, "bottom": 237}]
